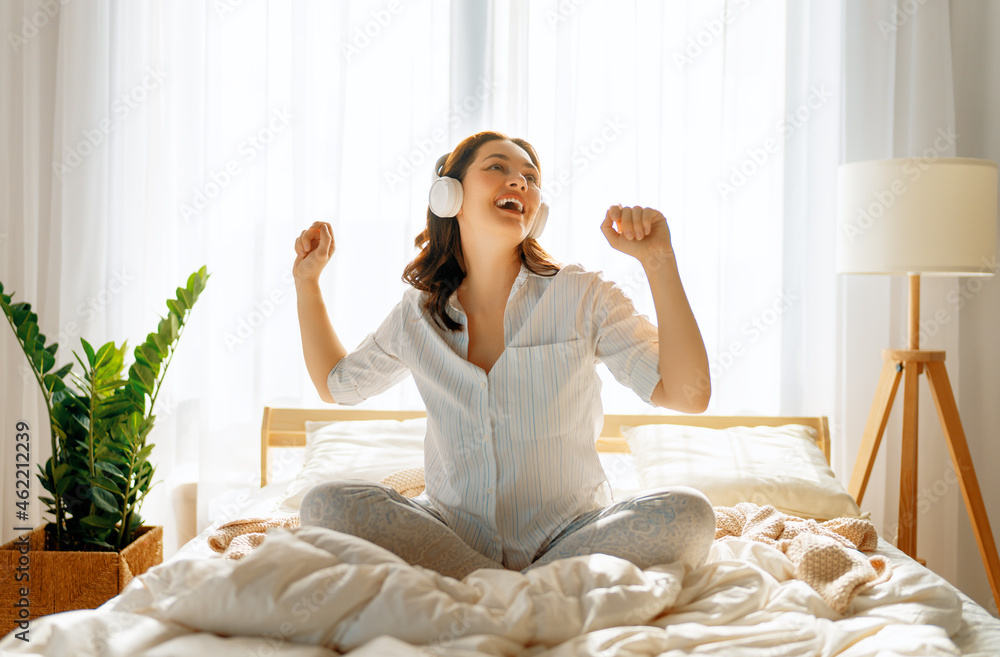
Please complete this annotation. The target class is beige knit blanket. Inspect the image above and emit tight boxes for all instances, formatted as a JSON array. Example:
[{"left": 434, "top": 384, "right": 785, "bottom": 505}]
[
  {"left": 378, "top": 467, "right": 426, "bottom": 498},
  {"left": 208, "top": 515, "right": 301, "bottom": 559},
  {"left": 714, "top": 502, "right": 892, "bottom": 613}
]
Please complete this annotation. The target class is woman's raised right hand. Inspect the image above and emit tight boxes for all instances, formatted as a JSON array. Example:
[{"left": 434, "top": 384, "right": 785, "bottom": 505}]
[{"left": 293, "top": 221, "right": 336, "bottom": 286}]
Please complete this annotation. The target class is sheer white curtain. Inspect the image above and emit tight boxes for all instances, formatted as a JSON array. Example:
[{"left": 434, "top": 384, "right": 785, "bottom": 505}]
[{"left": 0, "top": 0, "right": 450, "bottom": 555}]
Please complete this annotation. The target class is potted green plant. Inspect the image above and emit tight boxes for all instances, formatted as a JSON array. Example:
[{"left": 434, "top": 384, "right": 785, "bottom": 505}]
[{"left": 0, "top": 267, "right": 208, "bottom": 634}]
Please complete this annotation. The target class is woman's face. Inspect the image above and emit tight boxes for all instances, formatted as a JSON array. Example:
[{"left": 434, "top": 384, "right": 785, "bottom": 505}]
[{"left": 456, "top": 140, "right": 542, "bottom": 242}]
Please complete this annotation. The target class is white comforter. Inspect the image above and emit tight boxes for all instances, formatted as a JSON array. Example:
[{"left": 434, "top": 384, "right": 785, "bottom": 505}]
[{"left": 0, "top": 525, "right": 962, "bottom": 656}]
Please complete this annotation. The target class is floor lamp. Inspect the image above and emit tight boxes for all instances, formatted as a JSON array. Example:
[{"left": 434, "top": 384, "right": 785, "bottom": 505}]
[{"left": 836, "top": 157, "right": 1000, "bottom": 610}]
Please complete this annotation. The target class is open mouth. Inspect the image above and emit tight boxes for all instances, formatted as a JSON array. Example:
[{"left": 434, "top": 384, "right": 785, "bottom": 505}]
[{"left": 493, "top": 196, "right": 524, "bottom": 214}]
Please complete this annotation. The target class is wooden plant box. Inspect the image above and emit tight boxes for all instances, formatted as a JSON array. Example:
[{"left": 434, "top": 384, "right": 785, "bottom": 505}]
[{"left": 0, "top": 524, "right": 162, "bottom": 637}]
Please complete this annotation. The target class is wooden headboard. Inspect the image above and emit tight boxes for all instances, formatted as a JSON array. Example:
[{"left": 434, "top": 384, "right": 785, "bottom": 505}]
[{"left": 260, "top": 407, "right": 830, "bottom": 487}]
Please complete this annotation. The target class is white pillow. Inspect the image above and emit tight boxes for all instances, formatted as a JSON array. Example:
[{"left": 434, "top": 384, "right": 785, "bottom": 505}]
[
  {"left": 623, "top": 423, "right": 863, "bottom": 521},
  {"left": 275, "top": 418, "right": 426, "bottom": 512}
]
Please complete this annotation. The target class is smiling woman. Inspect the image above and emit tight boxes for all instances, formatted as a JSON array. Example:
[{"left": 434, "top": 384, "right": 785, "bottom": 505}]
[{"left": 292, "top": 129, "right": 714, "bottom": 578}]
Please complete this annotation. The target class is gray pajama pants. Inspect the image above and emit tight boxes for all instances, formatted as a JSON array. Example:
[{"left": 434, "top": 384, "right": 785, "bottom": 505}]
[{"left": 300, "top": 481, "right": 716, "bottom": 580}]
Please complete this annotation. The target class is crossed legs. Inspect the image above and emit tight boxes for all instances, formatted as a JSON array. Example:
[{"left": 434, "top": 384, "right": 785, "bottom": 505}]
[{"left": 299, "top": 481, "right": 715, "bottom": 579}]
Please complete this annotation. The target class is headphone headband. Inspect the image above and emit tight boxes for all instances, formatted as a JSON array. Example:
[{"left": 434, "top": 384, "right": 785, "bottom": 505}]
[{"left": 433, "top": 153, "right": 449, "bottom": 179}]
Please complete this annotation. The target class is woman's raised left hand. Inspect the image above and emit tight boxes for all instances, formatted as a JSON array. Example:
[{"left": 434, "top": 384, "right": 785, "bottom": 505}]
[{"left": 600, "top": 205, "right": 674, "bottom": 268}]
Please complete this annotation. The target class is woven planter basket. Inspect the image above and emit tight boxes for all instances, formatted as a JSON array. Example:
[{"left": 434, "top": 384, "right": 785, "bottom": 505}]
[{"left": 0, "top": 524, "right": 162, "bottom": 637}]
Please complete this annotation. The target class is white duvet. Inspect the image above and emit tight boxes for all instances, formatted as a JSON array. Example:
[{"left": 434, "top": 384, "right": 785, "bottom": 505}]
[{"left": 0, "top": 525, "right": 962, "bottom": 656}]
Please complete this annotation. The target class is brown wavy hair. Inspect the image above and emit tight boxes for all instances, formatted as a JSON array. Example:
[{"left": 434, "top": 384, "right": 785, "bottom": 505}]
[{"left": 402, "top": 131, "right": 561, "bottom": 332}]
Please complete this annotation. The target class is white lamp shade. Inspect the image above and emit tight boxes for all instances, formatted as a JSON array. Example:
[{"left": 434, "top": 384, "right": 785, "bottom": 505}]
[{"left": 836, "top": 157, "right": 998, "bottom": 275}]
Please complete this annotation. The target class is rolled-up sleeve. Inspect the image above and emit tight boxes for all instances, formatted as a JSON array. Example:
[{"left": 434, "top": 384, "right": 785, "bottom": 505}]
[
  {"left": 592, "top": 273, "right": 661, "bottom": 405},
  {"left": 327, "top": 301, "right": 411, "bottom": 405}
]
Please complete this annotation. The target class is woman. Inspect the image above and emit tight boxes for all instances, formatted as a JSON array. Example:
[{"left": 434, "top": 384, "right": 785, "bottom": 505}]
[{"left": 293, "top": 131, "right": 715, "bottom": 579}]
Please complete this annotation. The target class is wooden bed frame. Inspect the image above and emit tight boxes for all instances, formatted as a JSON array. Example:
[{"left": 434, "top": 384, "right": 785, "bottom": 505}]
[{"left": 260, "top": 407, "right": 831, "bottom": 487}]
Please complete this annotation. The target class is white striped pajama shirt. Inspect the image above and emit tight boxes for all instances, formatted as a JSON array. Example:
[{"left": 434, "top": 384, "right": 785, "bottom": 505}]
[{"left": 327, "top": 262, "right": 662, "bottom": 570}]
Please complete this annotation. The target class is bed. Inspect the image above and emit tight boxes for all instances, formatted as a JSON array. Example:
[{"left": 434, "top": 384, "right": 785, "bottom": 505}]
[{"left": 2, "top": 408, "right": 999, "bottom": 656}]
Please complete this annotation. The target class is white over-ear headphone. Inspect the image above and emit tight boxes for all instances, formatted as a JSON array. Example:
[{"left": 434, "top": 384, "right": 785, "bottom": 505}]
[{"left": 429, "top": 153, "right": 549, "bottom": 240}]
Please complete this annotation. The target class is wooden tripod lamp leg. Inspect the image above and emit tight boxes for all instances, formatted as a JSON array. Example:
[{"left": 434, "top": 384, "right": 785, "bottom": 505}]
[
  {"left": 924, "top": 360, "right": 1000, "bottom": 611},
  {"left": 849, "top": 358, "right": 904, "bottom": 504},
  {"left": 897, "top": 360, "right": 921, "bottom": 558}
]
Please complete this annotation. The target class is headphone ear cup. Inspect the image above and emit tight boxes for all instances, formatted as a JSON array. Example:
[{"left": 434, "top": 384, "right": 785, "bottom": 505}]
[
  {"left": 429, "top": 177, "right": 464, "bottom": 217},
  {"left": 527, "top": 202, "right": 548, "bottom": 240}
]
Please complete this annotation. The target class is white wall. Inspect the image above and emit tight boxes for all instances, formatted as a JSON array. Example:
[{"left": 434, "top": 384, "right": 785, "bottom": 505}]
[{"left": 951, "top": 0, "right": 1000, "bottom": 616}]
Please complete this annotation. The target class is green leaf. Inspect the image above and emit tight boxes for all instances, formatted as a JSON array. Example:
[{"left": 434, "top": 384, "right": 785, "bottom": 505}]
[
  {"left": 166, "top": 298, "right": 185, "bottom": 318},
  {"left": 129, "top": 362, "right": 155, "bottom": 395},
  {"left": 15, "top": 322, "right": 29, "bottom": 343},
  {"left": 138, "top": 344, "right": 162, "bottom": 366},
  {"left": 10, "top": 302, "right": 30, "bottom": 327},
  {"left": 188, "top": 269, "right": 207, "bottom": 295},
  {"left": 96, "top": 449, "right": 130, "bottom": 468},
  {"left": 38, "top": 349, "right": 55, "bottom": 374},
  {"left": 95, "top": 343, "right": 127, "bottom": 382},
  {"left": 81, "top": 338, "right": 96, "bottom": 367},
  {"left": 30, "top": 348, "right": 44, "bottom": 372},
  {"left": 89, "top": 475, "right": 123, "bottom": 493},
  {"left": 133, "top": 350, "right": 156, "bottom": 375},
  {"left": 135, "top": 421, "right": 154, "bottom": 445},
  {"left": 122, "top": 388, "right": 146, "bottom": 416},
  {"left": 95, "top": 462, "right": 126, "bottom": 480},
  {"left": 157, "top": 316, "right": 178, "bottom": 343},
  {"left": 63, "top": 393, "right": 90, "bottom": 415},
  {"left": 94, "top": 341, "right": 117, "bottom": 369},
  {"left": 26, "top": 349, "right": 39, "bottom": 373},
  {"left": 94, "top": 378, "right": 127, "bottom": 394},
  {"left": 82, "top": 536, "right": 117, "bottom": 550},
  {"left": 150, "top": 332, "right": 169, "bottom": 356},
  {"left": 125, "top": 411, "right": 148, "bottom": 440},
  {"left": 89, "top": 487, "right": 120, "bottom": 514},
  {"left": 110, "top": 420, "right": 140, "bottom": 448},
  {"left": 94, "top": 398, "right": 135, "bottom": 420},
  {"left": 135, "top": 443, "right": 155, "bottom": 463},
  {"left": 55, "top": 474, "right": 74, "bottom": 496},
  {"left": 80, "top": 514, "right": 118, "bottom": 529},
  {"left": 176, "top": 287, "right": 194, "bottom": 310},
  {"left": 101, "top": 438, "right": 131, "bottom": 454},
  {"left": 43, "top": 373, "right": 67, "bottom": 394},
  {"left": 19, "top": 321, "right": 38, "bottom": 345}
]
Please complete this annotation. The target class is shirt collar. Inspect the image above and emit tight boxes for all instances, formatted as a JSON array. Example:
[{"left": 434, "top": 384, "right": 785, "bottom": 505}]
[{"left": 447, "top": 263, "right": 537, "bottom": 316}]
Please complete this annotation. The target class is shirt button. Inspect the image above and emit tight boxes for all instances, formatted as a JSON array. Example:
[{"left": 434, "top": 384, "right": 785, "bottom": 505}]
[
  {"left": 492, "top": 536, "right": 501, "bottom": 543},
  {"left": 480, "top": 381, "right": 487, "bottom": 389},
  {"left": 486, "top": 487, "right": 494, "bottom": 495}
]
